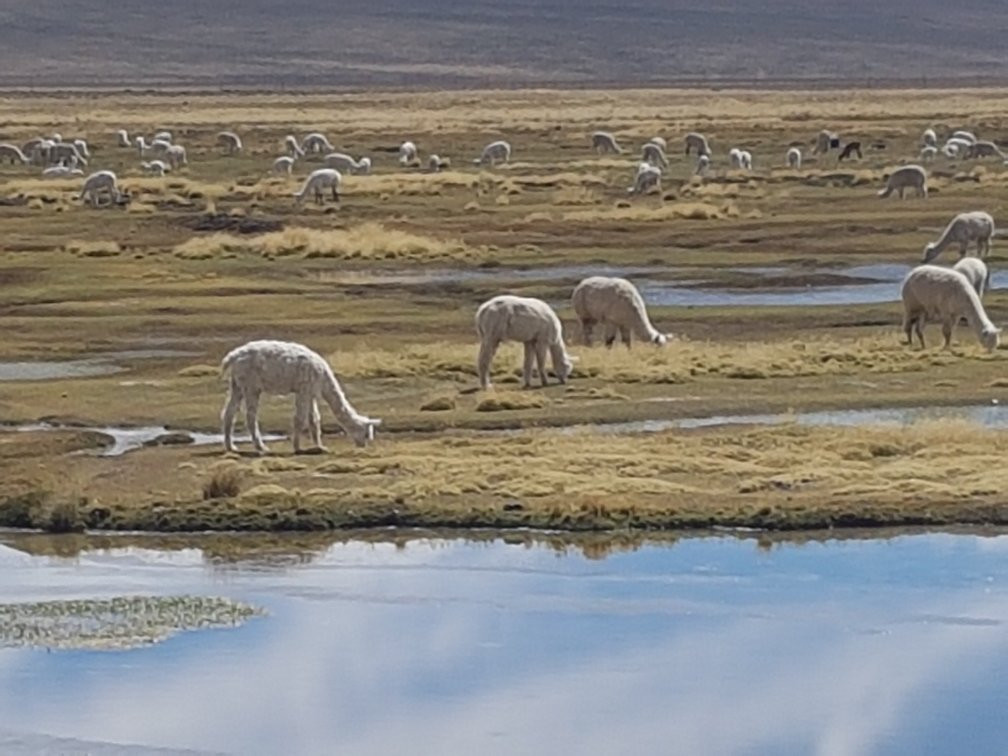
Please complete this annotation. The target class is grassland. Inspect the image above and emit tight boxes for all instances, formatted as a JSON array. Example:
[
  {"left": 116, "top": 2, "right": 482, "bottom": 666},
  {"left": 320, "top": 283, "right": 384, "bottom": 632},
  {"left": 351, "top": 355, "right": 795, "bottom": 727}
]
[{"left": 3, "top": 88, "right": 1008, "bottom": 533}]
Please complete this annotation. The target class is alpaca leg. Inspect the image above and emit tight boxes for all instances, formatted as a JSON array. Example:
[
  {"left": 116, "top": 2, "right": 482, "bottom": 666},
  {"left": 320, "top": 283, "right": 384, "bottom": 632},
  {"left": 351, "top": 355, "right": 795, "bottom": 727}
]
[
  {"left": 244, "top": 391, "right": 267, "bottom": 453},
  {"left": 603, "top": 323, "right": 618, "bottom": 348},
  {"left": 534, "top": 342, "right": 549, "bottom": 387},
  {"left": 331, "top": 185, "right": 339, "bottom": 203},
  {"left": 522, "top": 342, "right": 536, "bottom": 387},
  {"left": 477, "top": 340, "right": 497, "bottom": 389},
  {"left": 902, "top": 314, "right": 913, "bottom": 346},
  {"left": 581, "top": 318, "right": 595, "bottom": 346},
  {"left": 914, "top": 317, "right": 926, "bottom": 349},
  {"left": 292, "top": 392, "right": 311, "bottom": 453},
  {"left": 309, "top": 401, "right": 326, "bottom": 451},
  {"left": 221, "top": 385, "right": 242, "bottom": 453},
  {"left": 941, "top": 319, "right": 954, "bottom": 350},
  {"left": 620, "top": 326, "right": 632, "bottom": 349}
]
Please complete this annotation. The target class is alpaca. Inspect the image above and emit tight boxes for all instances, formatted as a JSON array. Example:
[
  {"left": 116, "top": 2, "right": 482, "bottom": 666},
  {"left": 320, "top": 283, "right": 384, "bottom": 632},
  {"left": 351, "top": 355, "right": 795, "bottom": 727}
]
[
  {"left": 399, "top": 140, "right": 419, "bottom": 166},
  {"left": 684, "top": 132, "right": 710, "bottom": 157},
  {"left": 627, "top": 162, "right": 661, "bottom": 195},
  {"left": 922, "top": 211, "right": 995, "bottom": 262},
  {"left": 323, "top": 152, "right": 372, "bottom": 175},
  {"left": 591, "top": 131, "right": 623, "bottom": 154},
  {"left": 920, "top": 145, "right": 938, "bottom": 162},
  {"left": 302, "top": 132, "right": 334, "bottom": 155},
  {"left": 786, "top": 147, "right": 802, "bottom": 169},
  {"left": 141, "top": 160, "right": 170, "bottom": 176},
  {"left": 217, "top": 131, "right": 243, "bottom": 155},
  {"left": 922, "top": 128, "right": 937, "bottom": 148},
  {"left": 293, "top": 168, "right": 341, "bottom": 205},
  {"left": 952, "top": 257, "right": 991, "bottom": 298},
  {"left": 116, "top": 129, "right": 131, "bottom": 148},
  {"left": 641, "top": 142, "right": 668, "bottom": 168},
  {"left": 837, "top": 142, "right": 862, "bottom": 161},
  {"left": 878, "top": 165, "right": 927, "bottom": 199},
  {"left": 0, "top": 143, "right": 28, "bottom": 165},
  {"left": 78, "top": 170, "right": 125, "bottom": 207},
  {"left": 272, "top": 156, "right": 295, "bottom": 175},
  {"left": 695, "top": 154, "right": 711, "bottom": 176},
  {"left": 475, "top": 295, "right": 574, "bottom": 390},
  {"left": 220, "top": 340, "right": 380, "bottom": 454},
  {"left": 284, "top": 135, "right": 305, "bottom": 158},
  {"left": 812, "top": 129, "right": 839, "bottom": 155},
  {"left": 572, "top": 276, "right": 667, "bottom": 348},
  {"left": 474, "top": 140, "right": 511, "bottom": 167},
  {"left": 901, "top": 265, "right": 999, "bottom": 351}
]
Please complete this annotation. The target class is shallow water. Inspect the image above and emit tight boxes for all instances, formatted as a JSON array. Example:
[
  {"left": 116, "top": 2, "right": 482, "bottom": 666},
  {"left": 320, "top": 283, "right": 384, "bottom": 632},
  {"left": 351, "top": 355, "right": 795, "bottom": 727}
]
[
  {"left": 324, "top": 262, "right": 1008, "bottom": 307},
  {"left": 0, "top": 360, "right": 123, "bottom": 381},
  {"left": 588, "top": 403, "right": 1008, "bottom": 434},
  {"left": 11, "top": 423, "right": 284, "bottom": 456},
  {"left": 0, "top": 531, "right": 1007, "bottom": 754}
]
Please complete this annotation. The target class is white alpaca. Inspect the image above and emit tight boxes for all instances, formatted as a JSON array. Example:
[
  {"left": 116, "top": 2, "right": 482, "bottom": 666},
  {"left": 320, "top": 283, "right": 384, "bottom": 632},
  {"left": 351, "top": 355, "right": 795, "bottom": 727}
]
[
  {"left": 627, "top": 162, "right": 662, "bottom": 195},
  {"left": 41, "top": 165, "right": 84, "bottom": 178},
  {"left": 116, "top": 129, "right": 131, "bottom": 148},
  {"left": 72, "top": 139, "right": 90, "bottom": 159},
  {"left": 474, "top": 140, "right": 511, "bottom": 167},
  {"left": 22, "top": 138, "right": 50, "bottom": 165},
  {"left": 943, "top": 142, "right": 963, "bottom": 159},
  {"left": 134, "top": 135, "right": 150, "bottom": 158},
  {"left": 572, "top": 276, "right": 667, "bottom": 348},
  {"left": 739, "top": 150, "right": 752, "bottom": 170},
  {"left": 78, "top": 170, "right": 124, "bottom": 207},
  {"left": 951, "top": 130, "right": 977, "bottom": 145},
  {"left": 293, "top": 168, "right": 342, "bottom": 205},
  {"left": 641, "top": 142, "right": 668, "bottom": 168},
  {"left": 301, "top": 132, "right": 333, "bottom": 155},
  {"left": 284, "top": 135, "right": 305, "bottom": 158},
  {"left": 922, "top": 128, "right": 937, "bottom": 148},
  {"left": 901, "top": 265, "right": 1000, "bottom": 351},
  {"left": 786, "top": 147, "right": 802, "bottom": 169},
  {"left": 399, "top": 140, "right": 419, "bottom": 166},
  {"left": 220, "top": 340, "right": 381, "bottom": 454},
  {"left": 878, "top": 165, "right": 927, "bottom": 199},
  {"left": 323, "top": 152, "right": 372, "bottom": 174},
  {"left": 944, "top": 137, "right": 972, "bottom": 157},
  {"left": 164, "top": 144, "right": 188, "bottom": 169},
  {"left": 952, "top": 257, "right": 991, "bottom": 298},
  {"left": 920, "top": 145, "right": 938, "bottom": 162},
  {"left": 922, "top": 211, "right": 995, "bottom": 262},
  {"left": 0, "top": 143, "right": 28, "bottom": 164},
  {"left": 217, "top": 131, "right": 243, "bottom": 155},
  {"left": 591, "top": 131, "right": 623, "bottom": 154},
  {"left": 684, "top": 132, "right": 710, "bottom": 157},
  {"left": 427, "top": 154, "right": 450, "bottom": 172},
  {"left": 141, "top": 160, "right": 170, "bottom": 176},
  {"left": 695, "top": 154, "right": 711, "bottom": 176},
  {"left": 648, "top": 136, "right": 667, "bottom": 151},
  {"left": 154, "top": 131, "right": 173, "bottom": 143},
  {"left": 475, "top": 295, "right": 574, "bottom": 390},
  {"left": 272, "top": 156, "right": 295, "bottom": 175},
  {"left": 729, "top": 147, "right": 743, "bottom": 169},
  {"left": 967, "top": 140, "right": 1006, "bottom": 160}
]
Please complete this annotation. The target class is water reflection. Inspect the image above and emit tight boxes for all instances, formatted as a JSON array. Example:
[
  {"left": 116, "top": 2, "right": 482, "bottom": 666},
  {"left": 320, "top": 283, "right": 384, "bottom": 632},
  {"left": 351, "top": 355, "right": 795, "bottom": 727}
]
[{"left": 0, "top": 532, "right": 1006, "bottom": 754}]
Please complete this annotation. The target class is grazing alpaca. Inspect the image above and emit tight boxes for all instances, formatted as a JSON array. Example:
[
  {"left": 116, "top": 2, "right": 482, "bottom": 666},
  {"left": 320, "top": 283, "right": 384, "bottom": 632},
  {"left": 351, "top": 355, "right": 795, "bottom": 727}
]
[
  {"left": 293, "top": 168, "right": 342, "bottom": 205},
  {"left": 837, "top": 142, "right": 862, "bottom": 161},
  {"left": 684, "top": 132, "right": 710, "bottom": 157},
  {"left": 78, "top": 170, "right": 126, "bottom": 207},
  {"left": 922, "top": 211, "right": 995, "bottom": 262},
  {"left": 641, "top": 142, "right": 668, "bottom": 168},
  {"left": 695, "top": 154, "right": 710, "bottom": 176},
  {"left": 217, "top": 131, "right": 243, "bottom": 155},
  {"left": 572, "top": 276, "right": 667, "bottom": 347},
  {"left": 901, "top": 265, "right": 999, "bottom": 351},
  {"left": 627, "top": 162, "right": 662, "bottom": 195},
  {"left": 474, "top": 140, "right": 511, "bottom": 166},
  {"left": 878, "top": 165, "right": 927, "bottom": 199},
  {"left": 220, "top": 339, "right": 381, "bottom": 454},
  {"left": 474, "top": 295, "right": 574, "bottom": 390},
  {"left": 786, "top": 147, "right": 802, "bottom": 169},
  {"left": 591, "top": 131, "right": 623, "bottom": 154}
]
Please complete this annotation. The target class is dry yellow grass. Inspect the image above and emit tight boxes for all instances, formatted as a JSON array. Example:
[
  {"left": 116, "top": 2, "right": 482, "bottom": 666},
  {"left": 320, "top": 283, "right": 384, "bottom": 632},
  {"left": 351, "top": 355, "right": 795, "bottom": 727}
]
[
  {"left": 173, "top": 222, "right": 479, "bottom": 261},
  {"left": 562, "top": 200, "right": 740, "bottom": 222}
]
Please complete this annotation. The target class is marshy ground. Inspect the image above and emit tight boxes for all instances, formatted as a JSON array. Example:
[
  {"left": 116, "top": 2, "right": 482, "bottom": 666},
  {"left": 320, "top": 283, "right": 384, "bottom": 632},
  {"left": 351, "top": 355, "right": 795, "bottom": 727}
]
[{"left": 3, "top": 88, "right": 1008, "bottom": 531}]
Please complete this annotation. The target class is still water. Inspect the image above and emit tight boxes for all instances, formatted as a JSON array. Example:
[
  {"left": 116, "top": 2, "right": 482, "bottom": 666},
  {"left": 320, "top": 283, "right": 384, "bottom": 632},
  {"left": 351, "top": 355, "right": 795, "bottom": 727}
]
[{"left": 0, "top": 530, "right": 1006, "bottom": 755}]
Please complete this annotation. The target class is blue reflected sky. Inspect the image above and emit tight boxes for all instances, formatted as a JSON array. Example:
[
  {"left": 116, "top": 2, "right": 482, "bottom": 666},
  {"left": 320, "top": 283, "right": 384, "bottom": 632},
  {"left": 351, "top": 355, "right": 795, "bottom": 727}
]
[{"left": 0, "top": 533, "right": 1006, "bottom": 755}]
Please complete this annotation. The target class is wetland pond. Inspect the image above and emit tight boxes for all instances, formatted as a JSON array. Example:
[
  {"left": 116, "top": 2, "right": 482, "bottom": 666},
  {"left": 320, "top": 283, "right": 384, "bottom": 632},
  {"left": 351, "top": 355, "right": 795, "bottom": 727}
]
[{"left": 1, "top": 530, "right": 1007, "bottom": 754}]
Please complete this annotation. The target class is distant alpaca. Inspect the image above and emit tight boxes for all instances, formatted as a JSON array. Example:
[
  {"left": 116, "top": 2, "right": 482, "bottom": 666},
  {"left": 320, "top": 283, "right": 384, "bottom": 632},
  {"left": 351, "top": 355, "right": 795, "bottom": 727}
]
[
  {"left": 922, "top": 128, "right": 937, "bottom": 148},
  {"left": 217, "top": 131, "right": 243, "bottom": 155},
  {"left": 786, "top": 147, "right": 802, "bottom": 169},
  {"left": 293, "top": 168, "right": 342, "bottom": 205},
  {"left": 878, "top": 165, "right": 927, "bottom": 199},
  {"left": 399, "top": 140, "right": 419, "bottom": 166},
  {"left": 272, "top": 156, "right": 295, "bottom": 175},
  {"left": 627, "top": 162, "right": 662, "bottom": 195},
  {"left": 284, "top": 135, "right": 305, "bottom": 158},
  {"left": 641, "top": 142, "right": 668, "bottom": 168},
  {"left": 812, "top": 129, "right": 839, "bottom": 155},
  {"left": 695, "top": 154, "right": 710, "bottom": 176},
  {"left": 837, "top": 142, "right": 862, "bottom": 161},
  {"left": 220, "top": 339, "right": 381, "bottom": 454},
  {"left": 591, "top": 131, "right": 623, "bottom": 154},
  {"left": 474, "top": 140, "right": 511, "bottom": 167},
  {"left": 684, "top": 132, "right": 710, "bottom": 157}
]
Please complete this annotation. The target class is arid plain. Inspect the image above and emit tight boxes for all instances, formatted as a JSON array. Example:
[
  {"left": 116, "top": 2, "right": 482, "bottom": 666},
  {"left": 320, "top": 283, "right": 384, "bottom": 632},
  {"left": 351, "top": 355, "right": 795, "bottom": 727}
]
[{"left": 3, "top": 88, "right": 1008, "bottom": 532}]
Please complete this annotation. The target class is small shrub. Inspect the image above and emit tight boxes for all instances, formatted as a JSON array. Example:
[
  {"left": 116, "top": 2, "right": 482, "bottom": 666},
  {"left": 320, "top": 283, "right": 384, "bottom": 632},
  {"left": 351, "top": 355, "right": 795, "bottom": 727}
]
[{"left": 203, "top": 468, "right": 243, "bottom": 500}]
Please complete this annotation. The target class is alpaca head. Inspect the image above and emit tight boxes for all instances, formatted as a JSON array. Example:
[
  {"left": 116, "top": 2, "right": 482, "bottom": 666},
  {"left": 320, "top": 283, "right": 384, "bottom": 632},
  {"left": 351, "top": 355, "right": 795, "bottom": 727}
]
[
  {"left": 349, "top": 417, "right": 382, "bottom": 447},
  {"left": 921, "top": 243, "right": 939, "bottom": 263},
  {"left": 357, "top": 157, "right": 372, "bottom": 174},
  {"left": 981, "top": 326, "right": 1001, "bottom": 353},
  {"left": 652, "top": 333, "right": 668, "bottom": 346}
]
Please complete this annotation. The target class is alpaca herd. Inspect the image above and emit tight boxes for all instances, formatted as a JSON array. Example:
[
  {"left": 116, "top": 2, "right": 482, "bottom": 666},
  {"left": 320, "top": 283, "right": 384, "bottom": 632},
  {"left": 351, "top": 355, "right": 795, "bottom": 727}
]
[{"left": 1, "top": 119, "right": 1005, "bottom": 453}]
